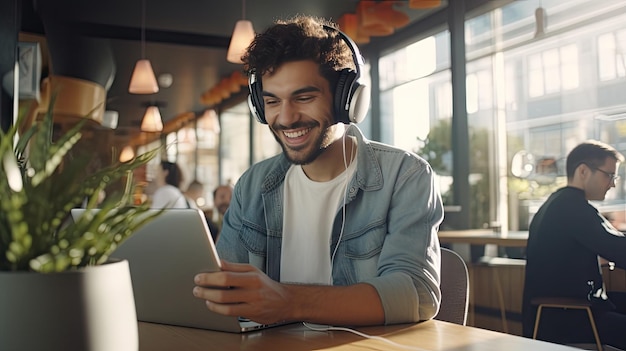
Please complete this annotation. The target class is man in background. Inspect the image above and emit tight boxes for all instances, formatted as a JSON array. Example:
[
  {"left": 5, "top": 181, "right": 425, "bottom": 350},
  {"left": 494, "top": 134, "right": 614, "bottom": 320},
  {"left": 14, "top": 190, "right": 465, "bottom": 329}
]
[
  {"left": 522, "top": 140, "right": 626, "bottom": 349},
  {"left": 184, "top": 180, "right": 205, "bottom": 209}
]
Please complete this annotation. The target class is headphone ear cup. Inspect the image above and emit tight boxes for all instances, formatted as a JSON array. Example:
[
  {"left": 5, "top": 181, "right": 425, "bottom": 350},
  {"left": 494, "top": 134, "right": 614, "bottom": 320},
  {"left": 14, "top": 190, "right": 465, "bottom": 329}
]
[
  {"left": 334, "top": 68, "right": 357, "bottom": 124},
  {"left": 247, "top": 94, "right": 265, "bottom": 124},
  {"left": 248, "top": 73, "right": 267, "bottom": 124},
  {"left": 348, "top": 83, "right": 370, "bottom": 124}
]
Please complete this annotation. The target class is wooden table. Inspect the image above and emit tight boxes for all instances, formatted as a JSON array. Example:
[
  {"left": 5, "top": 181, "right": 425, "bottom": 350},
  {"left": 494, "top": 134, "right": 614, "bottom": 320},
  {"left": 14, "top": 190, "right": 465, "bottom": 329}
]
[
  {"left": 138, "top": 319, "right": 579, "bottom": 350},
  {"left": 438, "top": 229, "right": 528, "bottom": 247}
]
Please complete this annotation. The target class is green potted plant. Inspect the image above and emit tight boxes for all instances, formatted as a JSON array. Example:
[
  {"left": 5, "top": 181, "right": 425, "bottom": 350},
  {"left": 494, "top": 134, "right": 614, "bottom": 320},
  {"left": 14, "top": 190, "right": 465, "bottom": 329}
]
[{"left": 0, "top": 98, "right": 162, "bottom": 351}]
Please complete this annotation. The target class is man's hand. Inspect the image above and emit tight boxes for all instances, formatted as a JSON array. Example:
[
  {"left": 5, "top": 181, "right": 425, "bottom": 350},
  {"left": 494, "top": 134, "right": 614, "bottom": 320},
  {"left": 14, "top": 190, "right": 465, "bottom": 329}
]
[
  {"left": 193, "top": 260, "right": 385, "bottom": 326},
  {"left": 193, "top": 260, "right": 293, "bottom": 325}
]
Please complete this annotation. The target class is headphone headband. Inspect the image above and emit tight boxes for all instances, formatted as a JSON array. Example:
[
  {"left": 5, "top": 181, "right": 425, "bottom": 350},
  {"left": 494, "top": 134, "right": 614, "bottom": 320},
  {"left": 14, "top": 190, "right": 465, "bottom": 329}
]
[{"left": 323, "top": 25, "right": 364, "bottom": 81}]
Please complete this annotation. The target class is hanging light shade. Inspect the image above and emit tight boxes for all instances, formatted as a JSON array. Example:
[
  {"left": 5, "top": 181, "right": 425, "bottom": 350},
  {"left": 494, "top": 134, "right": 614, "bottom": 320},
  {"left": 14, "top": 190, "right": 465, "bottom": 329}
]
[
  {"left": 227, "top": 0, "right": 255, "bottom": 64},
  {"left": 374, "top": 2, "right": 411, "bottom": 29},
  {"left": 227, "top": 20, "right": 255, "bottom": 64},
  {"left": 141, "top": 106, "right": 163, "bottom": 132},
  {"left": 356, "top": 2, "right": 394, "bottom": 37},
  {"left": 534, "top": 6, "right": 547, "bottom": 38},
  {"left": 408, "top": 0, "right": 442, "bottom": 9},
  {"left": 129, "top": 59, "right": 159, "bottom": 94},
  {"left": 338, "top": 13, "right": 358, "bottom": 39},
  {"left": 199, "top": 109, "right": 220, "bottom": 133},
  {"left": 338, "top": 13, "right": 370, "bottom": 44},
  {"left": 177, "top": 127, "right": 197, "bottom": 153},
  {"left": 119, "top": 145, "right": 136, "bottom": 162},
  {"left": 129, "top": 0, "right": 159, "bottom": 94}
]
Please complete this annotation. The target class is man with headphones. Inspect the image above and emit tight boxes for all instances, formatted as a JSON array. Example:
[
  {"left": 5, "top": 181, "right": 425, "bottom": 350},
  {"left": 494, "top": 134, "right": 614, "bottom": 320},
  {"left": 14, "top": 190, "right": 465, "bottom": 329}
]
[{"left": 193, "top": 15, "right": 444, "bottom": 327}]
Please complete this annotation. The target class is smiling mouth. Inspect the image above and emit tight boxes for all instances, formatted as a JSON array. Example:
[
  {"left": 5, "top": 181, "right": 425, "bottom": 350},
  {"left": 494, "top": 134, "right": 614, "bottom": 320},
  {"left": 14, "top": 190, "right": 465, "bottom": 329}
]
[{"left": 283, "top": 128, "right": 312, "bottom": 139}]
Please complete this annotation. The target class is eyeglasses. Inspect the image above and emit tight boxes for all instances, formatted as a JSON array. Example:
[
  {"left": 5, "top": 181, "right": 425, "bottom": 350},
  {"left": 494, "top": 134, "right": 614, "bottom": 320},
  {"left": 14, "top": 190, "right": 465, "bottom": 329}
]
[{"left": 590, "top": 166, "right": 620, "bottom": 183}]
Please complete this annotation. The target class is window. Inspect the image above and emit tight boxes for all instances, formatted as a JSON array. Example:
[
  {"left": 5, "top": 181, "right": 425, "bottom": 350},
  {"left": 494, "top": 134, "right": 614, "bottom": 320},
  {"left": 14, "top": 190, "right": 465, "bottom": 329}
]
[
  {"left": 379, "top": 30, "right": 453, "bottom": 204},
  {"left": 464, "top": 0, "right": 626, "bottom": 229},
  {"left": 220, "top": 102, "right": 251, "bottom": 185},
  {"left": 252, "top": 122, "right": 281, "bottom": 164},
  {"left": 379, "top": 36, "right": 438, "bottom": 91},
  {"left": 598, "top": 29, "right": 626, "bottom": 81},
  {"left": 528, "top": 44, "right": 579, "bottom": 98}
]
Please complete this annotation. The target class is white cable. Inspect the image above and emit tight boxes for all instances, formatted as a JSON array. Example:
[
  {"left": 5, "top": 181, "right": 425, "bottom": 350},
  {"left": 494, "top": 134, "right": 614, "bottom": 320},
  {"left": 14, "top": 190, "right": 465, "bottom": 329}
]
[
  {"left": 302, "top": 322, "right": 429, "bottom": 351},
  {"left": 313, "top": 127, "right": 427, "bottom": 351},
  {"left": 329, "top": 125, "right": 354, "bottom": 281},
  {"left": 312, "top": 127, "right": 428, "bottom": 351}
]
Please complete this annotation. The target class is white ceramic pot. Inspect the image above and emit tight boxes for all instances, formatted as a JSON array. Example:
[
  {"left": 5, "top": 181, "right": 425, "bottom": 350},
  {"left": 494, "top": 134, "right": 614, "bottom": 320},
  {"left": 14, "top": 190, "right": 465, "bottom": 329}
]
[{"left": 0, "top": 259, "right": 138, "bottom": 351}]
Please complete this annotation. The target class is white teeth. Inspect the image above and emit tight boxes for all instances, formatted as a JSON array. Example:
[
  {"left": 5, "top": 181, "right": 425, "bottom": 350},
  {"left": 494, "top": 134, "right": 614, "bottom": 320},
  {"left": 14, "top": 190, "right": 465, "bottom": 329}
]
[{"left": 284, "top": 128, "right": 311, "bottom": 138}]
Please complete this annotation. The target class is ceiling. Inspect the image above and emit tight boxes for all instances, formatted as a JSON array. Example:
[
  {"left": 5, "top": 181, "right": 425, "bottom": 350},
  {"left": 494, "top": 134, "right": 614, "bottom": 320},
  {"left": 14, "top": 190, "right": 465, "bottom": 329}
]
[{"left": 19, "top": 0, "right": 444, "bottom": 138}]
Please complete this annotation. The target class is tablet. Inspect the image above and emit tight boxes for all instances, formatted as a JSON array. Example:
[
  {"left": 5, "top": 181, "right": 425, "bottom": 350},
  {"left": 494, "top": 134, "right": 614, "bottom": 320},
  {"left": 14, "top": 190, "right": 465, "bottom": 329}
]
[{"left": 71, "top": 208, "right": 276, "bottom": 333}]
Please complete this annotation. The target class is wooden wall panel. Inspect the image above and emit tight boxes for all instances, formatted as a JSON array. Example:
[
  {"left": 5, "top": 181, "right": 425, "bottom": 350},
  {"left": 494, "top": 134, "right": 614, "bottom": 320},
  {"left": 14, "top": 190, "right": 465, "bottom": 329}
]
[{"left": 467, "top": 262, "right": 524, "bottom": 336}]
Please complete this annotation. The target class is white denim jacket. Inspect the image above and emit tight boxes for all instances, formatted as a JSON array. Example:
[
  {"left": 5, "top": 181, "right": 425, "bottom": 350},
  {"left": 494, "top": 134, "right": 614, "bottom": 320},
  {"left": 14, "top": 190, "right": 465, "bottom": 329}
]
[{"left": 216, "top": 125, "right": 443, "bottom": 324}]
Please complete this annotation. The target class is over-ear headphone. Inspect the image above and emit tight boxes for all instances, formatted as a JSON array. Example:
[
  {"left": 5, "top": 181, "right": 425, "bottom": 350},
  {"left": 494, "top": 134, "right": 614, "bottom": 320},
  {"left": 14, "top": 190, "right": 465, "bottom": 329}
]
[{"left": 247, "top": 25, "right": 371, "bottom": 125}]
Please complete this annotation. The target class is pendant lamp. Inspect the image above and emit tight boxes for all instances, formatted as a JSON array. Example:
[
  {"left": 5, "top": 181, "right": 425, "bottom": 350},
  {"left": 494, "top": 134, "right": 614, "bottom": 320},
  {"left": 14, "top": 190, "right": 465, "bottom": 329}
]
[
  {"left": 199, "top": 109, "right": 221, "bottom": 133},
  {"left": 129, "top": 0, "right": 159, "bottom": 94},
  {"left": 141, "top": 106, "right": 163, "bottom": 132},
  {"left": 534, "top": 6, "right": 547, "bottom": 38},
  {"left": 227, "top": 0, "right": 255, "bottom": 64},
  {"left": 408, "top": 0, "right": 442, "bottom": 9},
  {"left": 119, "top": 146, "right": 136, "bottom": 162}
]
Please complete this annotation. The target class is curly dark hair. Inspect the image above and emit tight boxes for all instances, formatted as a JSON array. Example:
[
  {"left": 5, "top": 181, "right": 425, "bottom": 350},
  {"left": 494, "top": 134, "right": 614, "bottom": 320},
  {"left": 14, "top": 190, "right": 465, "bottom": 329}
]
[{"left": 242, "top": 15, "right": 356, "bottom": 87}]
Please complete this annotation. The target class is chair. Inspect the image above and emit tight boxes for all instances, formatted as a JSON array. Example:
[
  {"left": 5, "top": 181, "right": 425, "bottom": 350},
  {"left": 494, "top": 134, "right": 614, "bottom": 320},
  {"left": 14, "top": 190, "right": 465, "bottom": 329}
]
[
  {"left": 531, "top": 297, "right": 607, "bottom": 351},
  {"left": 435, "top": 248, "right": 470, "bottom": 325}
]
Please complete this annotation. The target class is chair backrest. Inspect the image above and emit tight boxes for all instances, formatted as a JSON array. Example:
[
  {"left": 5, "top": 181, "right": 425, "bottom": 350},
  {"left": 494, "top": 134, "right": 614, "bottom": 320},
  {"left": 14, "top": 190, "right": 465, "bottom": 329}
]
[{"left": 435, "top": 247, "right": 470, "bottom": 325}]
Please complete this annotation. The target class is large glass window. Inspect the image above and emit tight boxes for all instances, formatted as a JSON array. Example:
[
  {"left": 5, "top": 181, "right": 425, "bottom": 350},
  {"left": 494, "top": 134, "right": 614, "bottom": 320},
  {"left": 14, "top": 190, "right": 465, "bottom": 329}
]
[
  {"left": 598, "top": 29, "right": 626, "bottom": 81},
  {"left": 378, "top": 0, "right": 626, "bottom": 230},
  {"left": 379, "top": 30, "right": 453, "bottom": 205},
  {"left": 252, "top": 121, "right": 281, "bottom": 164},
  {"left": 220, "top": 102, "right": 251, "bottom": 185},
  {"left": 195, "top": 110, "right": 220, "bottom": 208},
  {"left": 465, "top": 0, "right": 626, "bottom": 230}
]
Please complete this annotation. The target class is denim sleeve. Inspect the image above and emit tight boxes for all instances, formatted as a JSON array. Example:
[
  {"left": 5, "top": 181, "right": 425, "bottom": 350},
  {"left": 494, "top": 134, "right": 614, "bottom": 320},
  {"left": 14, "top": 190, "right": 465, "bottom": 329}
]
[
  {"left": 215, "top": 180, "right": 249, "bottom": 263},
  {"left": 363, "top": 160, "right": 443, "bottom": 324}
]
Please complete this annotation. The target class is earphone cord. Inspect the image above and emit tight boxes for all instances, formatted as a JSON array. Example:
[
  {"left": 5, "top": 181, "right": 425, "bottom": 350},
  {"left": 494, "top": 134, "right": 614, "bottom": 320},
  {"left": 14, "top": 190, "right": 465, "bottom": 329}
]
[
  {"left": 329, "top": 124, "right": 354, "bottom": 276},
  {"left": 302, "top": 322, "right": 429, "bottom": 351},
  {"left": 309, "top": 126, "right": 428, "bottom": 351}
]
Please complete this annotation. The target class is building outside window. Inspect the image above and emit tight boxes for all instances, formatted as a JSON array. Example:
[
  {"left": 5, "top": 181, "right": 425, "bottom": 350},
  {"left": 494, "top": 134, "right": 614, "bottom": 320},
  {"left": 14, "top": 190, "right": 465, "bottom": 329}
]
[{"left": 469, "top": 0, "right": 626, "bottom": 229}]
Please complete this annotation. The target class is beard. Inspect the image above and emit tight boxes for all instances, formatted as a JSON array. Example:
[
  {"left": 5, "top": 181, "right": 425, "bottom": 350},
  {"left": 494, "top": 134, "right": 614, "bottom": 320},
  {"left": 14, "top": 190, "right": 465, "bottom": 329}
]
[{"left": 270, "top": 120, "right": 338, "bottom": 165}]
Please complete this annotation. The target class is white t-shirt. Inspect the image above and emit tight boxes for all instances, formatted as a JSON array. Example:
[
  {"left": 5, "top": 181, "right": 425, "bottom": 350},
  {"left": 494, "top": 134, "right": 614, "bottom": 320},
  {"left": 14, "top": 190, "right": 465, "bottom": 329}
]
[
  {"left": 280, "top": 159, "right": 357, "bottom": 285},
  {"left": 151, "top": 184, "right": 188, "bottom": 209}
]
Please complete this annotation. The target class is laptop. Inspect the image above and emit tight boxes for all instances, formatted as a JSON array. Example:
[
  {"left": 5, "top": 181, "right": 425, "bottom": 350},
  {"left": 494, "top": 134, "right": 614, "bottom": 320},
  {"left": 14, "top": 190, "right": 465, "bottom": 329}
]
[{"left": 70, "top": 208, "right": 279, "bottom": 333}]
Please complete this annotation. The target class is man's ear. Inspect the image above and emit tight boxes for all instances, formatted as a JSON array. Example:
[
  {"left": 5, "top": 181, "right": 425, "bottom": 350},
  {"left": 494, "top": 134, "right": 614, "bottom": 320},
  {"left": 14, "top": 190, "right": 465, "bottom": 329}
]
[{"left": 577, "top": 163, "right": 588, "bottom": 179}]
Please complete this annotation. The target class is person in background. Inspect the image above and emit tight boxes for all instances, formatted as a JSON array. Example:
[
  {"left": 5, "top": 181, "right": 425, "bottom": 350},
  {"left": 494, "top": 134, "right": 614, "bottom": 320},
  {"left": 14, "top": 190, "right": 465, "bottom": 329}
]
[
  {"left": 212, "top": 183, "right": 233, "bottom": 233},
  {"left": 184, "top": 180, "right": 205, "bottom": 209},
  {"left": 150, "top": 161, "right": 187, "bottom": 209},
  {"left": 522, "top": 140, "right": 626, "bottom": 349},
  {"left": 192, "top": 15, "right": 443, "bottom": 327}
]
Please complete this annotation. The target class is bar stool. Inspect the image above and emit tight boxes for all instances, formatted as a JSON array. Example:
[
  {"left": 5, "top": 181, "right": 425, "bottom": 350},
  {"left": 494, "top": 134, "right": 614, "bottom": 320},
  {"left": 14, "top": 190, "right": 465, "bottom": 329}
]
[{"left": 531, "top": 297, "right": 603, "bottom": 351}]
